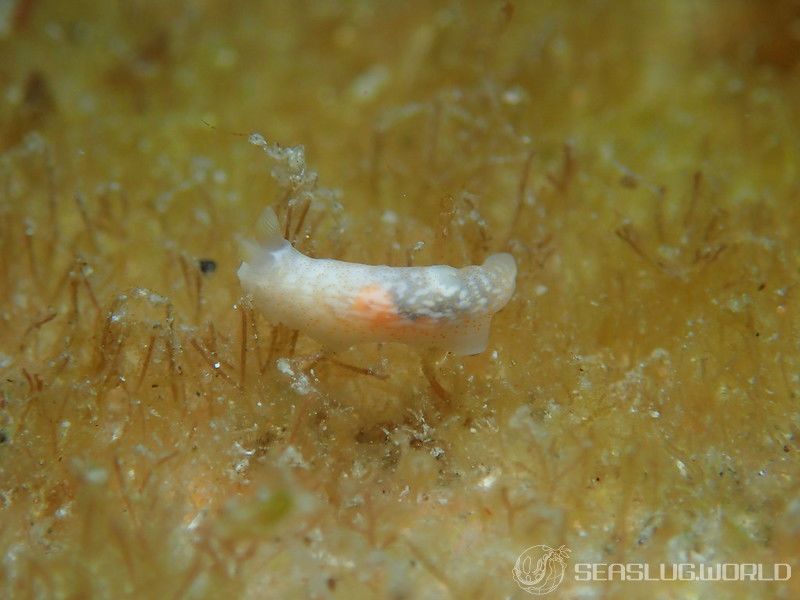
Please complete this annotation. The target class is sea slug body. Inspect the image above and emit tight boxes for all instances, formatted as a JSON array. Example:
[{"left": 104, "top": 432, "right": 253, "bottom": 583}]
[{"left": 238, "top": 209, "right": 517, "bottom": 356}]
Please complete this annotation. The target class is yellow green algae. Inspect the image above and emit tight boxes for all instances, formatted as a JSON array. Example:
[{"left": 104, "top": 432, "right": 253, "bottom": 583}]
[{"left": 1, "top": 1, "right": 799, "bottom": 598}]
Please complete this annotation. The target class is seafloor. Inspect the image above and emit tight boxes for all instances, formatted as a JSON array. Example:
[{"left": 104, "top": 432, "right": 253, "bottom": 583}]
[{"left": 1, "top": 1, "right": 799, "bottom": 599}]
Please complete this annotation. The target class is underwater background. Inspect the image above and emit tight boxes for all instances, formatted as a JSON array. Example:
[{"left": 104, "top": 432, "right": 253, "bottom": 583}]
[{"left": 1, "top": 1, "right": 799, "bottom": 598}]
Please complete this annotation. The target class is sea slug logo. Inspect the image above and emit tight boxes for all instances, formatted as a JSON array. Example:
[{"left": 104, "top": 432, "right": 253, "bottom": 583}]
[
  {"left": 512, "top": 544, "right": 571, "bottom": 595},
  {"left": 512, "top": 544, "right": 791, "bottom": 593}
]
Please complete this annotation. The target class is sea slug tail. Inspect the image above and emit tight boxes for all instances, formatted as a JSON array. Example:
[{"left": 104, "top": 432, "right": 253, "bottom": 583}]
[{"left": 483, "top": 252, "right": 517, "bottom": 282}]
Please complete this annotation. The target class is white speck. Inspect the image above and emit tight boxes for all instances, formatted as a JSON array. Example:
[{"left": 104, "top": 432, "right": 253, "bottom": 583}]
[
  {"left": 535, "top": 284, "right": 549, "bottom": 296},
  {"left": 278, "top": 445, "right": 309, "bottom": 469},
  {"left": 381, "top": 210, "right": 398, "bottom": 225},
  {"left": 502, "top": 86, "right": 526, "bottom": 105},
  {"left": 276, "top": 358, "right": 292, "bottom": 376},
  {"left": 349, "top": 64, "right": 390, "bottom": 103},
  {"left": 351, "top": 460, "right": 367, "bottom": 479},
  {"left": 276, "top": 358, "right": 317, "bottom": 395},
  {"left": 675, "top": 459, "right": 688, "bottom": 478},
  {"left": 85, "top": 467, "right": 108, "bottom": 485},
  {"left": 194, "top": 208, "right": 211, "bottom": 224},
  {"left": 186, "top": 510, "right": 206, "bottom": 531},
  {"left": 477, "top": 470, "right": 499, "bottom": 490},
  {"left": 213, "top": 362, "right": 221, "bottom": 369},
  {"left": 399, "top": 485, "right": 410, "bottom": 499},
  {"left": 430, "top": 447, "right": 444, "bottom": 459},
  {"left": 727, "top": 294, "right": 751, "bottom": 313},
  {"left": 441, "top": 285, "right": 460, "bottom": 297},
  {"left": 233, "top": 441, "right": 255, "bottom": 456},
  {"left": 650, "top": 410, "right": 660, "bottom": 418},
  {"left": 249, "top": 133, "right": 267, "bottom": 147}
]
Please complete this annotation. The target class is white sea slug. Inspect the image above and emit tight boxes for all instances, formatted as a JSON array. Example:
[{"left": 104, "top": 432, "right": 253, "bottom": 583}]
[{"left": 238, "top": 210, "right": 517, "bottom": 356}]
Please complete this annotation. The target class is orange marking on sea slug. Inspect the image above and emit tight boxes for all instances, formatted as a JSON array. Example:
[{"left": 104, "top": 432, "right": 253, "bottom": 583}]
[{"left": 352, "top": 284, "right": 401, "bottom": 326}]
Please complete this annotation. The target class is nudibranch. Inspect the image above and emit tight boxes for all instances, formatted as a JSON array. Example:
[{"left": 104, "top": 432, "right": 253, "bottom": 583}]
[{"left": 238, "top": 209, "right": 517, "bottom": 356}]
